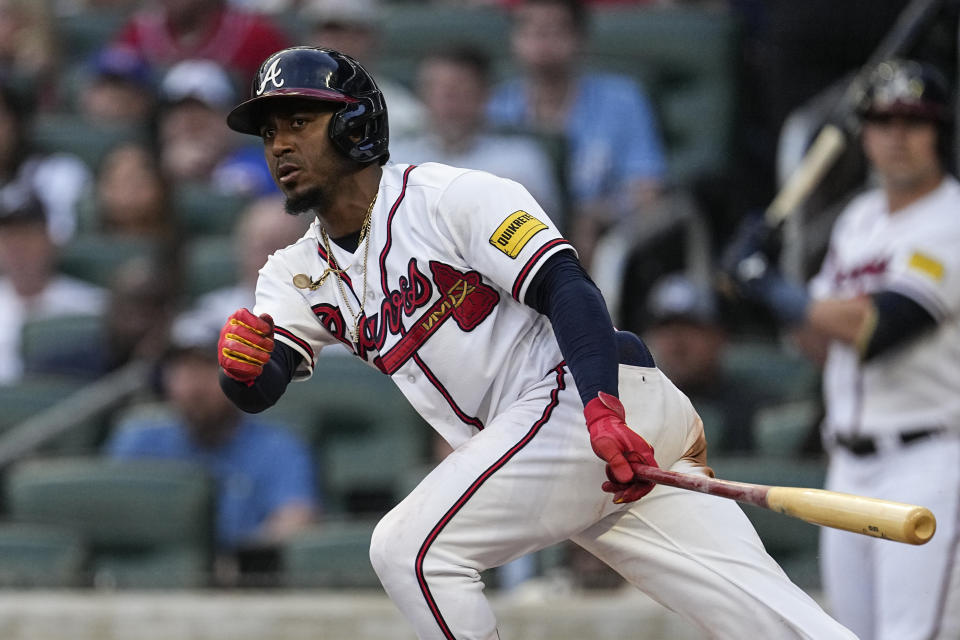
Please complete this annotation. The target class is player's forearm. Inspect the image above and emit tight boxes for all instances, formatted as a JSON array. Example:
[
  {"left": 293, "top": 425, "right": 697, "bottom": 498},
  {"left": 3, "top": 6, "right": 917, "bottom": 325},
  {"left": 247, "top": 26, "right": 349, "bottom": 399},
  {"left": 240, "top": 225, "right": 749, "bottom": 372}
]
[{"left": 805, "top": 297, "right": 873, "bottom": 346}]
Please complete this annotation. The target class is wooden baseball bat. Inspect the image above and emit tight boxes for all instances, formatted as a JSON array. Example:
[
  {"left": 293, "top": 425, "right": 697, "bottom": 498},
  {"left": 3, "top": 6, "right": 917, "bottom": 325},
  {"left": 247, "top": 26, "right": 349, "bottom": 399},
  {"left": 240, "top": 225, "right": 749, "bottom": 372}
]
[
  {"left": 631, "top": 464, "right": 936, "bottom": 546},
  {"left": 764, "top": 0, "right": 945, "bottom": 226}
]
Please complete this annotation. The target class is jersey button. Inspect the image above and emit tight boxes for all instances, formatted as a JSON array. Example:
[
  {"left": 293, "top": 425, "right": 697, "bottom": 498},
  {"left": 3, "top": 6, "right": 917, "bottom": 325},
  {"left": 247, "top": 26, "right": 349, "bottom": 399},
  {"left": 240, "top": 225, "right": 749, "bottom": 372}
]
[{"left": 406, "top": 373, "right": 417, "bottom": 384}]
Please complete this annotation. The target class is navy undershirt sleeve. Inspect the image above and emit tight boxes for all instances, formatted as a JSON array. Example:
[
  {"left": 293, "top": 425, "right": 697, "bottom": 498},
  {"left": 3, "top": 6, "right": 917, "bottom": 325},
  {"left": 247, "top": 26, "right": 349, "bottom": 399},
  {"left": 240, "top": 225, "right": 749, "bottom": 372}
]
[
  {"left": 219, "top": 340, "right": 300, "bottom": 413},
  {"left": 863, "top": 290, "right": 937, "bottom": 361},
  {"left": 524, "top": 250, "right": 653, "bottom": 406}
]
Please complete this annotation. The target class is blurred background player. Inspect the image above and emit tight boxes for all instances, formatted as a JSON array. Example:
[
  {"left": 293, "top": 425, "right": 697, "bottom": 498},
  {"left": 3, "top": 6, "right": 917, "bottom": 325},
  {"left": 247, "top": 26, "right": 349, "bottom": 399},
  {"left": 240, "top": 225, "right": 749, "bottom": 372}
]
[{"left": 724, "top": 58, "right": 960, "bottom": 639}]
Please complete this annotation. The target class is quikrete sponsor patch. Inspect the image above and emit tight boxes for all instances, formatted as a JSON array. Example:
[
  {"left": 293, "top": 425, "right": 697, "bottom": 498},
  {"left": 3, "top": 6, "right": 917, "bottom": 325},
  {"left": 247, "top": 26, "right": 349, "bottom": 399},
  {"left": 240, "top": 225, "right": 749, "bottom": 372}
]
[
  {"left": 907, "top": 251, "right": 945, "bottom": 282},
  {"left": 490, "top": 210, "right": 547, "bottom": 258}
]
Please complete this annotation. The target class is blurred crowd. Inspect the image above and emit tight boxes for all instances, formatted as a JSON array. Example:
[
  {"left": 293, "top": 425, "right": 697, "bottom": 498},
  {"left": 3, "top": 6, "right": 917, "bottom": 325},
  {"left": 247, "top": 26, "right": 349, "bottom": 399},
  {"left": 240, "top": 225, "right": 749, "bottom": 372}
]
[{"left": 0, "top": 0, "right": 954, "bottom": 590}]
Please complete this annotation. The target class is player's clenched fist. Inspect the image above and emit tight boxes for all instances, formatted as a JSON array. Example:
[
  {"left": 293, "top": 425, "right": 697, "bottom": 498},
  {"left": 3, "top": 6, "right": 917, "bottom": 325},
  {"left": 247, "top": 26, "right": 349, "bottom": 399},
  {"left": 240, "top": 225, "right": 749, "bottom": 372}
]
[
  {"left": 218, "top": 309, "right": 275, "bottom": 384},
  {"left": 584, "top": 391, "right": 658, "bottom": 503}
]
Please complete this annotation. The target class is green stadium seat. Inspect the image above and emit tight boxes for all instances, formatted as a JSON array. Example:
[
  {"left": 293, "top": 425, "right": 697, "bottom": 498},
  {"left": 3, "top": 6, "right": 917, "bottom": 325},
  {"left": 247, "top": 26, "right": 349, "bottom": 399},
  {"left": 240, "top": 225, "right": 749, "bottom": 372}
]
[
  {"left": 281, "top": 519, "right": 380, "bottom": 588},
  {"left": 0, "top": 523, "right": 87, "bottom": 588},
  {"left": 173, "top": 183, "right": 251, "bottom": 237},
  {"left": 378, "top": 5, "right": 511, "bottom": 87},
  {"left": 587, "top": 7, "right": 740, "bottom": 182},
  {"left": 58, "top": 233, "right": 164, "bottom": 288},
  {"left": 31, "top": 114, "right": 149, "bottom": 170},
  {"left": 184, "top": 235, "right": 238, "bottom": 299},
  {"left": 54, "top": 9, "right": 131, "bottom": 63},
  {"left": 709, "top": 455, "right": 827, "bottom": 590},
  {"left": 0, "top": 375, "right": 93, "bottom": 443},
  {"left": 752, "top": 398, "right": 821, "bottom": 456},
  {"left": 6, "top": 457, "right": 215, "bottom": 588},
  {"left": 721, "top": 339, "right": 820, "bottom": 404},
  {"left": 20, "top": 314, "right": 105, "bottom": 377},
  {"left": 375, "top": 4, "right": 741, "bottom": 185},
  {"left": 264, "top": 357, "right": 431, "bottom": 515}
]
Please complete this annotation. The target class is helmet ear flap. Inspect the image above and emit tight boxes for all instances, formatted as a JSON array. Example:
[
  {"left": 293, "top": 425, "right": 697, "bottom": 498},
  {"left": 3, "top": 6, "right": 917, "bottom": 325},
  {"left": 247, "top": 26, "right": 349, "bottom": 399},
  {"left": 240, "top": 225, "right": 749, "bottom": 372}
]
[{"left": 328, "top": 90, "right": 389, "bottom": 165}]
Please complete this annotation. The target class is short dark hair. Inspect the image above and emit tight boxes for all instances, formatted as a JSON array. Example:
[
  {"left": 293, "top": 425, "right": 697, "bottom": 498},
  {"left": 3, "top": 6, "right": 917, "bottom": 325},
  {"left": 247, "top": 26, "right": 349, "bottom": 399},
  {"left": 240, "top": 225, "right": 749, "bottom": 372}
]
[
  {"left": 423, "top": 44, "right": 493, "bottom": 86},
  {"left": 513, "top": 0, "right": 588, "bottom": 36}
]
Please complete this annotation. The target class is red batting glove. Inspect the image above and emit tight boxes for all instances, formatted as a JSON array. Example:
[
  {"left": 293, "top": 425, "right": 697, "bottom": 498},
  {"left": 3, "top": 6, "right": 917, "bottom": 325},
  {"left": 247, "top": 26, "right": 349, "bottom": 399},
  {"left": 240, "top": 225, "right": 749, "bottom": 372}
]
[
  {"left": 218, "top": 309, "right": 275, "bottom": 385},
  {"left": 584, "top": 391, "right": 658, "bottom": 503}
]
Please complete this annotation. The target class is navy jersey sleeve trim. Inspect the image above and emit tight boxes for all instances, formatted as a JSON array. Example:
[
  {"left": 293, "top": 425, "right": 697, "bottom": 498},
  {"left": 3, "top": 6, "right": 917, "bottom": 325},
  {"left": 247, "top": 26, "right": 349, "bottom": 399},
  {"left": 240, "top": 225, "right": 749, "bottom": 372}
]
[
  {"left": 524, "top": 250, "right": 622, "bottom": 405},
  {"left": 220, "top": 341, "right": 300, "bottom": 413},
  {"left": 862, "top": 290, "right": 937, "bottom": 361},
  {"left": 511, "top": 238, "right": 573, "bottom": 301}
]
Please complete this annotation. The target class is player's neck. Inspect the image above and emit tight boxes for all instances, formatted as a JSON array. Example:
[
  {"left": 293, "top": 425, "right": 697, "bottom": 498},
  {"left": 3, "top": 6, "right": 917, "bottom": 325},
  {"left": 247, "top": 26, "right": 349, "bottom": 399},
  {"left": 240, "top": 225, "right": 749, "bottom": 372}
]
[
  {"left": 318, "top": 165, "right": 382, "bottom": 238},
  {"left": 884, "top": 171, "right": 943, "bottom": 213}
]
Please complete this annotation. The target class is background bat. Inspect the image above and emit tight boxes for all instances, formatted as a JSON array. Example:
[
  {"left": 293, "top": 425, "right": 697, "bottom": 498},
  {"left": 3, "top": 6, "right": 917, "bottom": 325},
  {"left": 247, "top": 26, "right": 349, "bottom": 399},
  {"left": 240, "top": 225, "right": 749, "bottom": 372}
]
[
  {"left": 631, "top": 463, "right": 936, "bottom": 546},
  {"left": 765, "top": 0, "right": 946, "bottom": 226}
]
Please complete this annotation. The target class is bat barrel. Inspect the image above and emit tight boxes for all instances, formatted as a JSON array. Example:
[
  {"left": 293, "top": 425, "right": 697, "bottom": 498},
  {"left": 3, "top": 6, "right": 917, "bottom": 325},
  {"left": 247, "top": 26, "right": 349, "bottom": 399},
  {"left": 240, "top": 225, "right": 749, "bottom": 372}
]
[{"left": 766, "top": 487, "right": 936, "bottom": 545}]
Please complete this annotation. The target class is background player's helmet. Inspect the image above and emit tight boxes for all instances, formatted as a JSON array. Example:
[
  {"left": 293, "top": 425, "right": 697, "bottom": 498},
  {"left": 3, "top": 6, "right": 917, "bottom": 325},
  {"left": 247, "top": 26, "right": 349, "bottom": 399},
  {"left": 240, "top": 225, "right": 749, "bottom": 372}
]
[
  {"left": 856, "top": 58, "right": 951, "bottom": 123},
  {"left": 856, "top": 58, "right": 954, "bottom": 169},
  {"left": 227, "top": 47, "right": 389, "bottom": 165}
]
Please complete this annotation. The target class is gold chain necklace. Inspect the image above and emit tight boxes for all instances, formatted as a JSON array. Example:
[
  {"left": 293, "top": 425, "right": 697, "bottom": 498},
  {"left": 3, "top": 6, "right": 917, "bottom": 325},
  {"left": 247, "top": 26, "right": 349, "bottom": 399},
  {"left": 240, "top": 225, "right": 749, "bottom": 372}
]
[{"left": 320, "top": 193, "right": 377, "bottom": 349}]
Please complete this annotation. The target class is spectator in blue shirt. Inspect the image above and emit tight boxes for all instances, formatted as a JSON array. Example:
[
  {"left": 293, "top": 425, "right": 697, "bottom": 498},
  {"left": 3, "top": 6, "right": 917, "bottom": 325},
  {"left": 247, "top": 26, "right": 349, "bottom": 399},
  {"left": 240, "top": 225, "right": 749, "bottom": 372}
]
[
  {"left": 105, "top": 316, "right": 318, "bottom": 555},
  {"left": 487, "top": 0, "right": 667, "bottom": 271}
]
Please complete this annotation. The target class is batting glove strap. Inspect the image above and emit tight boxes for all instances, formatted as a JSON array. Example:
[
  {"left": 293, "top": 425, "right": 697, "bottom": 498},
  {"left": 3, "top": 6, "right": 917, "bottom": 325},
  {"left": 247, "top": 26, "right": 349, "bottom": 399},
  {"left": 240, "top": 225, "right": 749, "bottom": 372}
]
[{"left": 585, "top": 392, "right": 658, "bottom": 503}]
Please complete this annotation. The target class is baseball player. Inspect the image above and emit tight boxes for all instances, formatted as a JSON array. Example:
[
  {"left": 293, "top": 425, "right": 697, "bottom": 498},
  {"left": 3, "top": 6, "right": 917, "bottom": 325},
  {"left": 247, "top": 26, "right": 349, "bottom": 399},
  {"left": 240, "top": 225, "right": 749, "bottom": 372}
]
[
  {"left": 216, "top": 47, "right": 855, "bottom": 639},
  {"left": 726, "top": 58, "right": 960, "bottom": 639}
]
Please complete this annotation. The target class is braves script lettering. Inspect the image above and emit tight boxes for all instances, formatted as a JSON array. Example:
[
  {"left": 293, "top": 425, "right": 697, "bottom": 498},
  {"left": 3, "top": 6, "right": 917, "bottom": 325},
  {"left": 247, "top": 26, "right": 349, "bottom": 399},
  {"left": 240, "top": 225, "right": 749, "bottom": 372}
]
[
  {"left": 314, "top": 260, "right": 498, "bottom": 373},
  {"left": 313, "top": 258, "right": 433, "bottom": 360}
]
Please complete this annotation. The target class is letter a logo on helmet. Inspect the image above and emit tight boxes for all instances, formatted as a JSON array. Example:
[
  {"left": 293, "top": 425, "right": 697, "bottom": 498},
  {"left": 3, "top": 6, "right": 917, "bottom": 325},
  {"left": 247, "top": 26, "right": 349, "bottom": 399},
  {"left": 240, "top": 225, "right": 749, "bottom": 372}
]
[
  {"left": 227, "top": 47, "right": 390, "bottom": 166},
  {"left": 256, "top": 58, "right": 284, "bottom": 96}
]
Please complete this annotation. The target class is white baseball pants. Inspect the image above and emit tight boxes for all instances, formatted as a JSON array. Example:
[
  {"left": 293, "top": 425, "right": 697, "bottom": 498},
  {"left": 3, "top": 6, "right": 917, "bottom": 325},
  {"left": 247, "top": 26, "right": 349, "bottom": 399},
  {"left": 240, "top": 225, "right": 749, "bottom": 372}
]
[{"left": 370, "top": 365, "right": 856, "bottom": 639}]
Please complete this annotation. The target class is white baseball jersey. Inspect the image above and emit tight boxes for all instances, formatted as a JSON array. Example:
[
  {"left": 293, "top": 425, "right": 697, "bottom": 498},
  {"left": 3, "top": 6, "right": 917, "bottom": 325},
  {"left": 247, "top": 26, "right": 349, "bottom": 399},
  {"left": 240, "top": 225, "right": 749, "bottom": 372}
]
[
  {"left": 254, "top": 162, "right": 573, "bottom": 448},
  {"left": 251, "top": 162, "right": 855, "bottom": 639},
  {"left": 809, "top": 176, "right": 960, "bottom": 438}
]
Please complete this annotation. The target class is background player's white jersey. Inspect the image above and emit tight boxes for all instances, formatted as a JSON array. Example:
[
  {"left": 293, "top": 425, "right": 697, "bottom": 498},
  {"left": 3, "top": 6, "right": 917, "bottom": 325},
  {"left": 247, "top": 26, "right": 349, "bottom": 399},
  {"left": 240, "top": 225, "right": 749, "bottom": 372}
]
[
  {"left": 809, "top": 176, "right": 960, "bottom": 437},
  {"left": 254, "top": 162, "right": 573, "bottom": 448}
]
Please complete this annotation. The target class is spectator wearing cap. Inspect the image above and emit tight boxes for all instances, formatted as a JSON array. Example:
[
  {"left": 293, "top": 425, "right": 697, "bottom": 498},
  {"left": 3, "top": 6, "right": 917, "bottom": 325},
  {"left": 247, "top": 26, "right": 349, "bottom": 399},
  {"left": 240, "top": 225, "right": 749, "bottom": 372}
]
[
  {"left": 0, "top": 81, "right": 91, "bottom": 245},
  {"left": 300, "top": 0, "right": 426, "bottom": 139},
  {"left": 76, "top": 45, "right": 157, "bottom": 128},
  {"left": 157, "top": 59, "right": 274, "bottom": 196},
  {"left": 0, "top": 186, "right": 107, "bottom": 384},
  {"left": 641, "top": 273, "right": 762, "bottom": 453},
  {"left": 104, "top": 312, "right": 319, "bottom": 577},
  {"left": 111, "top": 0, "right": 291, "bottom": 79}
]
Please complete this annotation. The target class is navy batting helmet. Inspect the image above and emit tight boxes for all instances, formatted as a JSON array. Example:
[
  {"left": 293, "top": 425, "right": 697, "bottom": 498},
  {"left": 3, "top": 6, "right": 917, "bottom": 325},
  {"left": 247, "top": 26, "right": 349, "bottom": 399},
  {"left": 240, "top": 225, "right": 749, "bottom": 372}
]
[
  {"left": 856, "top": 58, "right": 952, "bottom": 123},
  {"left": 226, "top": 47, "right": 389, "bottom": 165}
]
